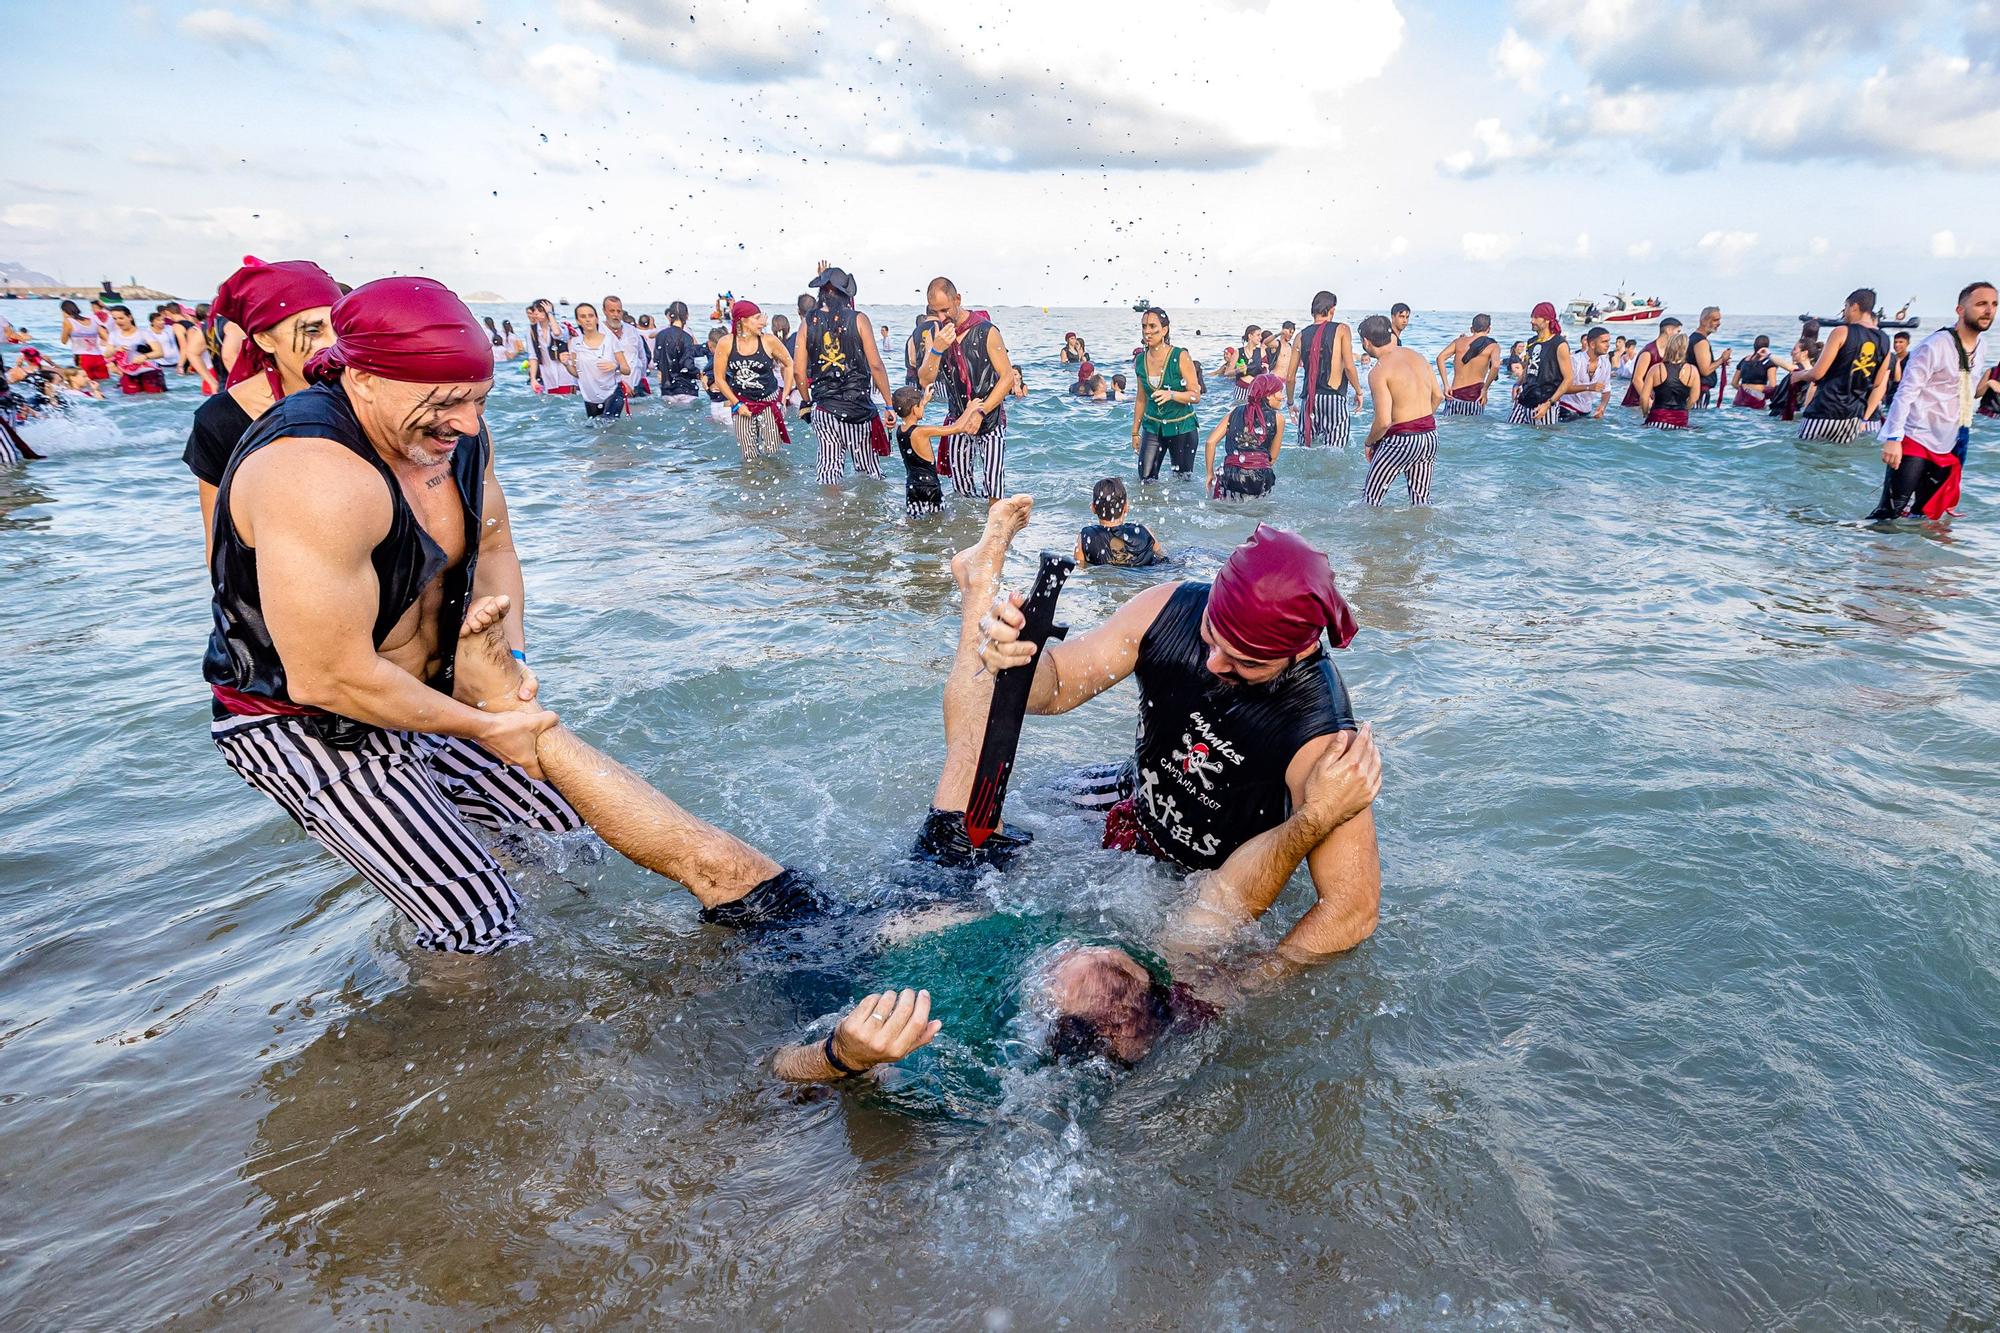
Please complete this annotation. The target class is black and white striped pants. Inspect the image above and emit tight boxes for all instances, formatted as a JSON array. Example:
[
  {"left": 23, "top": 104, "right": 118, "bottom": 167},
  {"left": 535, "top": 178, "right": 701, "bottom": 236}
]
[
  {"left": 1299, "top": 391, "right": 1352, "bottom": 449},
  {"left": 1364, "top": 430, "right": 1436, "bottom": 506},
  {"left": 1438, "top": 395, "right": 1485, "bottom": 417},
  {"left": 0, "top": 418, "right": 23, "bottom": 467},
  {"left": 1508, "top": 402, "right": 1560, "bottom": 426},
  {"left": 213, "top": 714, "right": 583, "bottom": 954},
  {"left": 1797, "top": 416, "right": 1864, "bottom": 443},
  {"left": 811, "top": 409, "right": 883, "bottom": 485},
  {"left": 945, "top": 422, "right": 1007, "bottom": 498}
]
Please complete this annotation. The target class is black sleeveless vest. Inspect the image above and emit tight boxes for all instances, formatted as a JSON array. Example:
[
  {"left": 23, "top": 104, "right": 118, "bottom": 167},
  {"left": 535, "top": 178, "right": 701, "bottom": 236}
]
[
  {"left": 203, "top": 380, "right": 488, "bottom": 708},
  {"left": 1080, "top": 522, "right": 1162, "bottom": 568},
  {"left": 1804, "top": 323, "right": 1888, "bottom": 420},
  {"left": 1517, "top": 334, "right": 1568, "bottom": 409},
  {"left": 1300, "top": 322, "right": 1345, "bottom": 394},
  {"left": 803, "top": 303, "right": 873, "bottom": 420},
  {"left": 1131, "top": 583, "right": 1355, "bottom": 870}
]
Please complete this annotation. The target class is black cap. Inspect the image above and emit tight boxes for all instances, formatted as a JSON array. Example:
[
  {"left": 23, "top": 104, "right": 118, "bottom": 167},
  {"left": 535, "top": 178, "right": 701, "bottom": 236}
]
[{"left": 806, "top": 266, "right": 856, "bottom": 297}]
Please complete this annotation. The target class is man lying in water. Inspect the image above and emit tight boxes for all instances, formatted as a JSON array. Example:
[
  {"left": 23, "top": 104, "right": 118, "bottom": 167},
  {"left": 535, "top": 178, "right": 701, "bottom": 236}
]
[{"left": 449, "top": 496, "right": 1382, "bottom": 1084}]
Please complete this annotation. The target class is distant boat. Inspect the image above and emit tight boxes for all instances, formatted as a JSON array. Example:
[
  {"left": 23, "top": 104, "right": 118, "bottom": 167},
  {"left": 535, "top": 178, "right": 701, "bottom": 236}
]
[
  {"left": 1566, "top": 291, "right": 1666, "bottom": 326},
  {"left": 1802, "top": 311, "right": 1918, "bottom": 329},
  {"left": 1132, "top": 298, "right": 1151, "bottom": 313}
]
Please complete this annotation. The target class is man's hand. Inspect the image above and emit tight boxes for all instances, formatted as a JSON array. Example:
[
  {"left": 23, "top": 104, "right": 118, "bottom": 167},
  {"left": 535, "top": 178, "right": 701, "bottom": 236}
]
[
  {"left": 829, "top": 989, "right": 939, "bottom": 1072},
  {"left": 978, "top": 591, "right": 1041, "bottom": 674},
  {"left": 1883, "top": 437, "right": 1905, "bottom": 468},
  {"left": 1533, "top": 400, "right": 1553, "bottom": 422},
  {"left": 960, "top": 407, "right": 986, "bottom": 436},
  {"left": 479, "top": 708, "right": 559, "bottom": 780},
  {"left": 925, "top": 323, "right": 960, "bottom": 356},
  {"left": 1302, "top": 725, "right": 1381, "bottom": 831}
]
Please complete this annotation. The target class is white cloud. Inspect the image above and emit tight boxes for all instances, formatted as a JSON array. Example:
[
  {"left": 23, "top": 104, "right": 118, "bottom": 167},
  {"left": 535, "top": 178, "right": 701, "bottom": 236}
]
[
  {"left": 179, "top": 7, "right": 275, "bottom": 52},
  {"left": 1462, "top": 232, "right": 1519, "bottom": 263},
  {"left": 1696, "top": 229, "right": 1759, "bottom": 274},
  {"left": 1493, "top": 28, "right": 1546, "bottom": 89},
  {"left": 1573, "top": 232, "right": 1592, "bottom": 259},
  {"left": 1933, "top": 230, "right": 1966, "bottom": 259},
  {"left": 1627, "top": 239, "right": 1657, "bottom": 261},
  {"left": 1440, "top": 117, "right": 1555, "bottom": 177}
]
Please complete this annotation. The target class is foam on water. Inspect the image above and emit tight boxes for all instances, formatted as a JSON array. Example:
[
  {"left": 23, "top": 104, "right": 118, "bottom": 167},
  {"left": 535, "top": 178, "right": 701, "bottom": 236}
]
[{"left": 1, "top": 300, "right": 1998, "bottom": 1329}]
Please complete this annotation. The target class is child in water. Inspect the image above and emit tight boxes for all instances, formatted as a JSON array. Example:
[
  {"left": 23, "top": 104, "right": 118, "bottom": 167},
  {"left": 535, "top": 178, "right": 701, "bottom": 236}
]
[
  {"left": 705, "top": 326, "right": 731, "bottom": 423},
  {"left": 890, "top": 385, "right": 948, "bottom": 517},
  {"left": 1075, "top": 476, "right": 1165, "bottom": 567}
]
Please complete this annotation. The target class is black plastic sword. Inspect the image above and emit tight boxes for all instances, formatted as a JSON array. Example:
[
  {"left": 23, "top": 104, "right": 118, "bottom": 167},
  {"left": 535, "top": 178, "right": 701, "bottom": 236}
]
[{"left": 964, "top": 551, "right": 1074, "bottom": 848}]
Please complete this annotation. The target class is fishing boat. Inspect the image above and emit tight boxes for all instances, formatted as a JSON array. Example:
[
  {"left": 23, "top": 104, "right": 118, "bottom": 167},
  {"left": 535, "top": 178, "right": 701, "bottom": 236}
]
[
  {"left": 1132, "top": 298, "right": 1151, "bottom": 313},
  {"left": 1565, "top": 291, "right": 1666, "bottom": 326},
  {"left": 1801, "top": 309, "right": 1919, "bottom": 330}
]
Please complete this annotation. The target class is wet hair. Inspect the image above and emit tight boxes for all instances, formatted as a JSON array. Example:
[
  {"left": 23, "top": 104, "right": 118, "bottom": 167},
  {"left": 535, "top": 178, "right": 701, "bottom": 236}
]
[
  {"left": 60, "top": 300, "right": 83, "bottom": 318},
  {"left": 483, "top": 315, "right": 500, "bottom": 345},
  {"left": 1661, "top": 333, "right": 1689, "bottom": 364},
  {"left": 927, "top": 276, "right": 958, "bottom": 300},
  {"left": 1391, "top": 302, "right": 1411, "bottom": 318},
  {"left": 1112, "top": 372, "right": 1126, "bottom": 390},
  {"left": 798, "top": 293, "right": 819, "bottom": 318},
  {"left": 1358, "top": 313, "right": 1395, "bottom": 349},
  {"left": 1959, "top": 281, "right": 1995, "bottom": 305},
  {"left": 1092, "top": 475, "right": 1128, "bottom": 519},
  {"left": 772, "top": 314, "right": 792, "bottom": 339},
  {"left": 667, "top": 300, "right": 689, "bottom": 325},
  {"left": 1281, "top": 320, "right": 1296, "bottom": 332},
  {"left": 1753, "top": 334, "right": 1771, "bottom": 351},
  {"left": 1470, "top": 313, "right": 1491, "bottom": 333},
  {"left": 891, "top": 384, "right": 925, "bottom": 415},
  {"left": 1087, "top": 374, "right": 1106, "bottom": 393},
  {"left": 705, "top": 325, "right": 728, "bottom": 349},
  {"left": 1310, "top": 291, "right": 1338, "bottom": 317},
  {"left": 1045, "top": 963, "right": 1173, "bottom": 1068},
  {"left": 1585, "top": 325, "right": 1609, "bottom": 342},
  {"left": 1242, "top": 324, "right": 1260, "bottom": 340},
  {"left": 1846, "top": 288, "right": 1878, "bottom": 315},
  {"left": 502, "top": 319, "right": 515, "bottom": 335},
  {"left": 1660, "top": 316, "right": 1683, "bottom": 331}
]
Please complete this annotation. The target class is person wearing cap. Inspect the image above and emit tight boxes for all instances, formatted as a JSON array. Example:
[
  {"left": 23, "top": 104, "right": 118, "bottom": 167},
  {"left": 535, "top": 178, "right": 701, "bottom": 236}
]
[
  {"left": 203, "top": 276, "right": 581, "bottom": 957},
  {"left": 715, "top": 299, "right": 796, "bottom": 459},
  {"left": 185, "top": 258, "right": 343, "bottom": 558},
  {"left": 1509, "top": 302, "right": 1573, "bottom": 426},
  {"left": 916, "top": 277, "right": 1016, "bottom": 500},
  {"left": 793, "top": 263, "right": 896, "bottom": 487},
  {"left": 978, "top": 524, "right": 1382, "bottom": 960}
]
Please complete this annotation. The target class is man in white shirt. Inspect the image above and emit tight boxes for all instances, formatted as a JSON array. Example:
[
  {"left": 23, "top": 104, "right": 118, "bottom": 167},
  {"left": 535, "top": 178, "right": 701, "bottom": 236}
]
[
  {"left": 1870, "top": 281, "right": 1996, "bottom": 521},
  {"left": 1557, "top": 325, "right": 1613, "bottom": 421},
  {"left": 603, "top": 294, "right": 651, "bottom": 398}
]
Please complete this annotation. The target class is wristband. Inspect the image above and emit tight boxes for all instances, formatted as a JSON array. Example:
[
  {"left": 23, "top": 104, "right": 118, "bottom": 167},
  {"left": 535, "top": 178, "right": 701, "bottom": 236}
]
[
  {"left": 510, "top": 649, "right": 526, "bottom": 663},
  {"left": 822, "top": 1032, "right": 860, "bottom": 1077}
]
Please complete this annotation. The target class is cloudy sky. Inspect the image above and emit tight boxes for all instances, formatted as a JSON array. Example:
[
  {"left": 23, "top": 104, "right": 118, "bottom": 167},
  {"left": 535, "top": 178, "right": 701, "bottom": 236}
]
[{"left": 7, "top": 0, "right": 1999, "bottom": 313}]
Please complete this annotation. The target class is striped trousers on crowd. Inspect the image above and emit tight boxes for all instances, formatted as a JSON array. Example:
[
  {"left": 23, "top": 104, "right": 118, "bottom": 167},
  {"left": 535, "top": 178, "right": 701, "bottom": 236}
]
[
  {"left": 1298, "top": 391, "right": 1352, "bottom": 449},
  {"left": 812, "top": 409, "right": 883, "bottom": 485},
  {"left": 1363, "top": 430, "right": 1437, "bottom": 506},
  {"left": 1508, "top": 402, "right": 1561, "bottom": 426},
  {"left": 213, "top": 714, "right": 583, "bottom": 954},
  {"left": 1438, "top": 395, "right": 1485, "bottom": 417},
  {"left": 945, "top": 423, "right": 1007, "bottom": 498},
  {"left": 0, "top": 419, "right": 23, "bottom": 467},
  {"left": 1796, "top": 416, "right": 1867, "bottom": 443}
]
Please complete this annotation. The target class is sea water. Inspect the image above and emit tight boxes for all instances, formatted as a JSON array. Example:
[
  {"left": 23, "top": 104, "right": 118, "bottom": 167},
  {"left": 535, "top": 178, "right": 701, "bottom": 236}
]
[{"left": 1, "top": 300, "right": 1996, "bottom": 1330}]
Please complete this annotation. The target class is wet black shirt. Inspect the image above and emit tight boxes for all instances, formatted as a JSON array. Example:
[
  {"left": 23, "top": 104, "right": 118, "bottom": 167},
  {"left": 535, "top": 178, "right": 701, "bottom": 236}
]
[
  {"left": 652, "top": 326, "right": 703, "bottom": 396},
  {"left": 1517, "top": 334, "right": 1568, "bottom": 409},
  {"left": 802, "top": 305, "right": 874, "bottom": 421},
  {"left": 183, "top": 389, "right": 255, "bottom": 485},
  {"left": 1803, "top": 323, "right": 1889, "bottom": 420},
  {"left": 1080, "top": 522, "right": 1162, "bottom": 568},
  {"left": 1131, "top": 583, "right": 1356, "bottom": 870}
]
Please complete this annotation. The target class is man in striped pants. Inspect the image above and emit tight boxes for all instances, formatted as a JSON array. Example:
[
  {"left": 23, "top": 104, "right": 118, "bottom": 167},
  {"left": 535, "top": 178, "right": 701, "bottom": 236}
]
[
  {"left": 916, "top": 276, "right": 1016, "bottom": 502},
  {"left": 206, "top": 277, "right": 580, "bottom": 957},
  {"left": 1359, "top": 314, "right": 1442, "bottom": 506}
]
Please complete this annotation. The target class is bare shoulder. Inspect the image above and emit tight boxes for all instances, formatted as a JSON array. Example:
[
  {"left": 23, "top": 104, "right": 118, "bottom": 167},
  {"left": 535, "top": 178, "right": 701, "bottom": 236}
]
[{"left": 233, "top": 438, "right": 391, "bottom": 542}]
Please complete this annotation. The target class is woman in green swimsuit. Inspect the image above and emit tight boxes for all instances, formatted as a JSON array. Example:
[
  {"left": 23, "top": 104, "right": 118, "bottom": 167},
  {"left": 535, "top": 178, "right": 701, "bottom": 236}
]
[{"left": 1130, "top": 308, "right": 1203, "bottom": 481}]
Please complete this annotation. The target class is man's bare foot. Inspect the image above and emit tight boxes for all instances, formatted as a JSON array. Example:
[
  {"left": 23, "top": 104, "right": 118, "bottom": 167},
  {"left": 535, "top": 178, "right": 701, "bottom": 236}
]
[
  {"left": 949, "top": 493, "right": 1033, "bottom": 603},
  {"left": 453, "top": 596, "right": 534, "bottom": 713}
]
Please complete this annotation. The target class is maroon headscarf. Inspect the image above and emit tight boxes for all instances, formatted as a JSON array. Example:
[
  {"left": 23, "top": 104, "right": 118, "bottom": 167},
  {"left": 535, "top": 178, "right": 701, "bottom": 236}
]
[
  {"left": 1532, "top": 301, "right": 1561, "bottom": 332},
  {"left": 211, "top": 256, "right": 342, "bottom": 399},
  {"left": 304, "top": 277, "right": 495, "bottom": 386},
  {"left": 1207, "top": 524, "right": 1358, "bottom": 658},
  {"left": 1241, "top": 372, "right": 1286, "bottom": 439}
]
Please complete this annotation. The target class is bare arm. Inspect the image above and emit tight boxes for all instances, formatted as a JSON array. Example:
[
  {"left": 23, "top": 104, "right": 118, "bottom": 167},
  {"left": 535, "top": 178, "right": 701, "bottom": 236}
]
[
  {"left": 1267, "top": 411, "right": 1285, "bottom": 464},
  {"left": 766, "top": 335, "right": 795, "bottom": 398},
  {"left": 855, "top": 312, "right": 894, "bottom": 407},
  {"left": 1861, "top": 350, "right": 1894, "bottom": 420},
  {"left": 236, "top": 442, "right": 555, "bottom": 770},
  {"left": 1339, "top": 327, "right": 1364, "bottom": 408},
  {"left": 469, "top": 441, "right": 528, "bottom": 659},
  {"left": 1363, "top": 364, "right": 1392, "bottom": 448},
  {"left": 773, "top": 988, "right": 940, "bottom": 1084},
  {"left": 715, "top": 340, "right": 739, "bottom": 407},
  {"left": 979, "top": 579, "right": 1177, "bottom": 715},
  {"left": 1638, "top": 366, "right": 1660, "bottom": 411},
  {"left": 1204, "top": 414, "right": 1227, "bottom": 484}
]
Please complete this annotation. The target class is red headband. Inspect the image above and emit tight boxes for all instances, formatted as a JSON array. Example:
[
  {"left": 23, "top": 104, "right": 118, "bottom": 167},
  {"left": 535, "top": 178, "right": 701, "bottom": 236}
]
[
  {"left": 212, "top": 256, "right": 342, "bottom": 394},
  {"left": 1532, "top": 301, "right": 1560, "bottom": 330},
  {"left": 731, "top": 299, "right": 760, "bottom": 322},
  {"left": 305, "top": 276, "right": 495, "bottom": 386},
  {"left": 1207, "top": 524, "right": 1357, "bottom": 659}
]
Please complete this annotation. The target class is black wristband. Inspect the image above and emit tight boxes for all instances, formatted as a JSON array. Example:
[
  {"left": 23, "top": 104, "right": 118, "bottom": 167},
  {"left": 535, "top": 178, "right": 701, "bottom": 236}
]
[{"left": 822, "top": 1032, "right": 860, "bottom": 1077}]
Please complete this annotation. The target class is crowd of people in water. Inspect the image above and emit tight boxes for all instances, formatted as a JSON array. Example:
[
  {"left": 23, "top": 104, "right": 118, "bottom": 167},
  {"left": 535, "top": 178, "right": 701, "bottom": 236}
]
[{"left": 0, "top": 255, "right": 1994, "bottom": 1090}]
